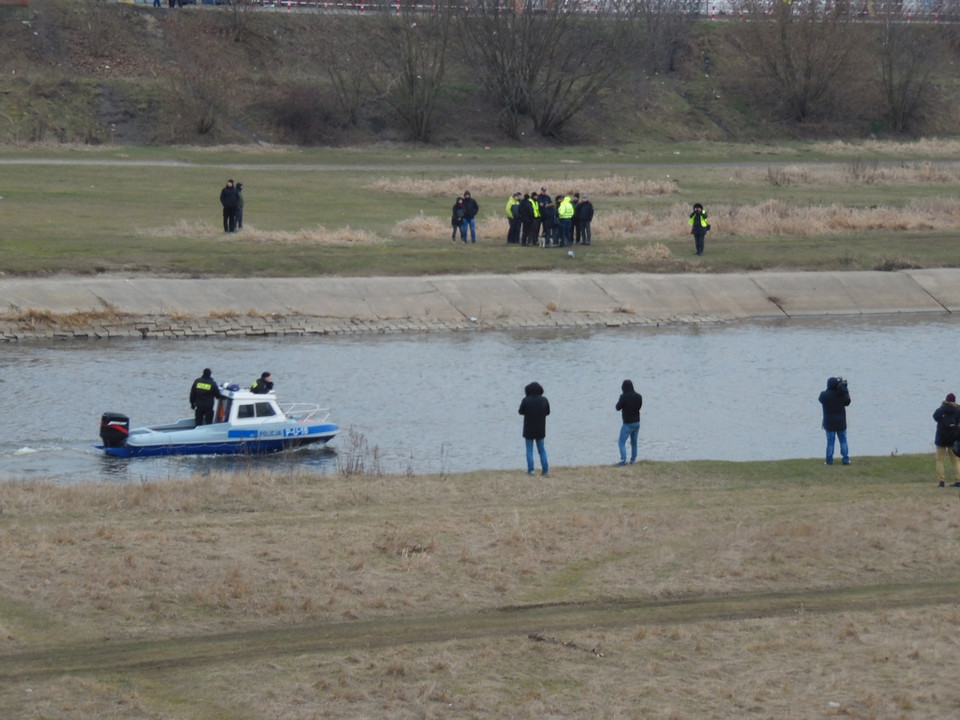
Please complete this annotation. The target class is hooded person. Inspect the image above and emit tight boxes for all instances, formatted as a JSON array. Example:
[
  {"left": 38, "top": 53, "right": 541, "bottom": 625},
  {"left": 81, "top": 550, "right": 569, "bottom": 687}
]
[
  {"left": 518, "top": 381, "right": 550, "bottom": 476},
  {"left": 932, "top": 392, "right": 960, "bottom": 486},
  {"left": 818, "top": 376, "right": 851, "bottom": 465},
  {"left": 615, "top": 379, "right": 643, "bottom": 465}
]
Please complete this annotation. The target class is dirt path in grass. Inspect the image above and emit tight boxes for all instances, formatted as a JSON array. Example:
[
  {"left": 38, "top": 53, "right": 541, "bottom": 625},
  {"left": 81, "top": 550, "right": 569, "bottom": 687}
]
[{"left": 2, "top": 580, "right": 957, "bottom": 681}]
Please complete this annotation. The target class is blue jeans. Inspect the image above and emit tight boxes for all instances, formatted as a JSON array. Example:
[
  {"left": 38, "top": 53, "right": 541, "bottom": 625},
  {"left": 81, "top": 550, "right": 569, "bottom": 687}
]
[
  {"left": 618, "top": 422, "right": 640, "bottom": 463},
  {"left": 559, "top": 218, "right": 572, "bottom": 246},
  {"left": 464, "top": 217, "right": 476, "bottom": 243},
  {"left": 825, "top": 429, "right": 849, "bottom": 464},
  {"left": 525, "top": 438, "right": 548, "bottom": 474}
]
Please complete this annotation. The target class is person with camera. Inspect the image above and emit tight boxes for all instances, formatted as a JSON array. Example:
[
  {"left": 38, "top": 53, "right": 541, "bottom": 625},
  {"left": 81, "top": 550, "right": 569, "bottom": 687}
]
[
  {"left": 819, "top": 376, "right": 851, "bottom": 465},
  {"left": 688, "top": 202, "right": 710, "bottom": 256},
  {"left": 932, "top": 392, "right": 960, "bottom": 487}
]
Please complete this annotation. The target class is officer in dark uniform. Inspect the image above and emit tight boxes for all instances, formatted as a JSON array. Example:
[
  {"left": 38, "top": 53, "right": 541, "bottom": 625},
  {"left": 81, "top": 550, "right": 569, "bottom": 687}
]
[
  {"left": 190, "top": 368, "right": 222, "bottom": 426},
  {"left": 251, "top": 372, "right": 274, "bottom": 394}
]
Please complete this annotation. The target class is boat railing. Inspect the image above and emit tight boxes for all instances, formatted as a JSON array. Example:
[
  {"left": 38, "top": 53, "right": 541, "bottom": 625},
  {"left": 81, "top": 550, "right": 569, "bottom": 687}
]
[{"left": 280, "top": 403, "right": 330, "bottom": 423}]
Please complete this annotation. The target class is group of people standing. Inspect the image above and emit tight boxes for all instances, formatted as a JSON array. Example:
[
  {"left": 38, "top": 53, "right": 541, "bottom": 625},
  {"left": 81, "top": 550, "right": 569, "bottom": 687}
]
[
  {"left": 451, "top": 191, "right": 479, "bottom": 243},
  {"left": 219, "top": 179, "right": 244, "bottom": 233},
  {"left": 508, "top": 188, "right": 594, "bottom": 247},
  {"left": 449, "top": 188, "right": 595, "bottom": 247}
]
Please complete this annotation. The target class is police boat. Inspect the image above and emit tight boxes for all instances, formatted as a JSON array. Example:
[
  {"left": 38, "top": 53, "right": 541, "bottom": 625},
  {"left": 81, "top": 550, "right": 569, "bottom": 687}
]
[{"left": 97, "top": 383, "right": 338, "bottom": 458}]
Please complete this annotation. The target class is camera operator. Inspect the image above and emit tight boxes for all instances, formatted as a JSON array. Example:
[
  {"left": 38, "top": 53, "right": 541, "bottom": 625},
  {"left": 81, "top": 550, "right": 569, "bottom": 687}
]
[
  {"left": 819, "top": 376, "right": 851, "bottom": 465},
  {"left": 688, "top": 202, "right": 710, "bottom": 256}
]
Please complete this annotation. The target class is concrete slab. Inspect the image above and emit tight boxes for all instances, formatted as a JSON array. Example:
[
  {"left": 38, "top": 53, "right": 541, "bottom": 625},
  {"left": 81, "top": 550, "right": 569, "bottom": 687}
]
[
  {"left": 598, "top": 274, "right": 785, "bottom": 322},
  {"left": 904, "top": 269, "right": 960, "bottom": 312},
  {"left": 750, "top": 271, "right": 945, "bottom": 317}
]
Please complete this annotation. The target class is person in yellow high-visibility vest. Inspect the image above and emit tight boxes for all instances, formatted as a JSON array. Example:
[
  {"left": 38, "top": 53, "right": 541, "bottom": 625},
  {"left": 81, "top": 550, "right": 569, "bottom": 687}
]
[
  {"left": 557, "top": 194, "right": 575, "bottom": 247},
  {"left": 688, "top": 202, "right": 710, "bottom": 256}
]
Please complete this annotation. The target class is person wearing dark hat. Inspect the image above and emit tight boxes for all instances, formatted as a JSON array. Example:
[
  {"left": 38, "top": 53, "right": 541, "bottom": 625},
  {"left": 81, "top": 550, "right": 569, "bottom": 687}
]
[
  {"left": 689, "top": 202, "right": 709, "bottom": 256},
  {"left": 190, "top": 368, "right": 222, "bottom": 426},
  {"left": 933, "top": 392, "right": 960, "bottom": 487},
  {"left": 251, "top": 372, "right": 274, "bottom": 394},
  {"left": 462, "top": 190, "right": 479, "bottom": 243},
  {"left": 819, "top": 376, "right": 851, "bottom": 465},
  {"left": 220, "top": 179, "right": 239, "bottom": 233}
]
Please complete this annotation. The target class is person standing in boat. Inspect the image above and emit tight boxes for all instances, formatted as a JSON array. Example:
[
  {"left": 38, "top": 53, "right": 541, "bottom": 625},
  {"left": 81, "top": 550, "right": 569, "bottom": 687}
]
[
  {"left": 251, "top": 371, "right": 274, "bottom": 394},
  {"left": 190, "top": 368, "right": 222, "bottom": 426}
]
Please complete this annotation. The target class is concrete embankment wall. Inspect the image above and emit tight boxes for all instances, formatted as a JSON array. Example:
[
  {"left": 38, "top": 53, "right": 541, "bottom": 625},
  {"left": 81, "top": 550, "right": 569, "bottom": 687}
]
[{"left": 1, "top": 269, "right": 958, "bottom": 341}]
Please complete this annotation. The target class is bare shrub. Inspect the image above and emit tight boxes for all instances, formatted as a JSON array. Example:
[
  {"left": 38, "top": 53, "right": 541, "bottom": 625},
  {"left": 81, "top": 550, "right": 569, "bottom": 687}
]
[
  {"left": 337, "top": 427, "right": 383, "bottom": 477},
  {"left": 271, "top": 84, "right": 335, "bottom": 145},
  {"left": 874, "top": 255, "right": 922, "bottom": 271}
]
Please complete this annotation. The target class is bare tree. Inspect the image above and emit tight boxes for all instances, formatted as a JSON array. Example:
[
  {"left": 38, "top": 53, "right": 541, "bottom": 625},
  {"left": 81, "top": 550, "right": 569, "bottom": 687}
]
[
  {"left": 876, "top": 4, "right": 941, "bottom": 133},
  {"left": 635, "top": 0, "right": 698, "bottom": 74},
  {"left": 735, "top": 0, "right": 860, "bottom": 123},
  {"left": 458, "top": 0, "right": 639, "bottom": 140},
  {"left": 367, "top": 0, "right": 452, "bottom": 142}
]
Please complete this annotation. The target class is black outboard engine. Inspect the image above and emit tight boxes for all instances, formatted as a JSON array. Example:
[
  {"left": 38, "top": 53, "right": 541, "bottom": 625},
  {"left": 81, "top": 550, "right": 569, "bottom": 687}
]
[{"left": 100, "top": 412, "right": 129, "bottom": 448}]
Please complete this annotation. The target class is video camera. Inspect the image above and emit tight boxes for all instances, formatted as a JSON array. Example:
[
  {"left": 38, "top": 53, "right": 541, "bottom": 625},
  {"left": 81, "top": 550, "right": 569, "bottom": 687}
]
[{"left": 836, "top": 377, "right": 848, "bottom": 392}]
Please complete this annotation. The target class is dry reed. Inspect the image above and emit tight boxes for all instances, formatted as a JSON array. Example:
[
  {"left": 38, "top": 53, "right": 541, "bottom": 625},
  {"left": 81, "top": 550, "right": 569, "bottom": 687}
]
[{"left": 367, "top": 175, "right": 678, "bottom": 198}]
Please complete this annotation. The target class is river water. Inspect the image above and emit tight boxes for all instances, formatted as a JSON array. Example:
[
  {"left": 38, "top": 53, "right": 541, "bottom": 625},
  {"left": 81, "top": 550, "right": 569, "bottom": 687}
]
[{"left": 1, "top": 314, "right": 957, "bottom": 484}]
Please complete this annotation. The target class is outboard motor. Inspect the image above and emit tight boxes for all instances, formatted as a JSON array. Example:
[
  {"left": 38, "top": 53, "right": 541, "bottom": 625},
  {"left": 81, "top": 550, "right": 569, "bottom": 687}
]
[{"left": 100, "top": 412, "right": 129, "bottom": 448}]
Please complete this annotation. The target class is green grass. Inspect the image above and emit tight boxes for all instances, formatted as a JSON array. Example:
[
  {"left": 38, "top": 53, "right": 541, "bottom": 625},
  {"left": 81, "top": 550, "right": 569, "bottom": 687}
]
[{"left": 3, "top": 143, "right": 960, "bottom": 276}]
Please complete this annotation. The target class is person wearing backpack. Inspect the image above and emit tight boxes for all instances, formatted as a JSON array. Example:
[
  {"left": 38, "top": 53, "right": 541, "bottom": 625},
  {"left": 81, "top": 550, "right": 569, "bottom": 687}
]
[{"left": 933, "top": 393, "right": 960, "bottom": 487}]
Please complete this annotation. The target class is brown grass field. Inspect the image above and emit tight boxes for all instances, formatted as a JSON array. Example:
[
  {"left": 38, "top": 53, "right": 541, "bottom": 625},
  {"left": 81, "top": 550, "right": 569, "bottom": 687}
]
[{"left": 1, "top": 455, "right": 959, "bottom": 719}]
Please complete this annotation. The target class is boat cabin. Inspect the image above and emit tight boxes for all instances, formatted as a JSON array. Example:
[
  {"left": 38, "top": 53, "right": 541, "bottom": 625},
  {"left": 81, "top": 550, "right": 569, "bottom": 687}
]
[{"left": 213, "top": 384, "right": 283, "bottom": 425}]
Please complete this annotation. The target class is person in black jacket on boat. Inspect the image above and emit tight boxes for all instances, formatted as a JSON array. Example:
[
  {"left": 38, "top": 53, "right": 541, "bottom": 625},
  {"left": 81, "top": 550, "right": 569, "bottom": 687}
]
[
  {"left": 190, "top": 368, "right": 222, "bottom": 426},
  {"left": 251, "top": 371, "right": 274, "bottom": 394}
]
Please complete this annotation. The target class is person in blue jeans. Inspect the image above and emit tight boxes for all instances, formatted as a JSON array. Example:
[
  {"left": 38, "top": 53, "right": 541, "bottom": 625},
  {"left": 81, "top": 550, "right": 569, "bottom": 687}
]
[
  {"left": 819, "top": 376, "right": 851, "bottom": 465},
  {"left": 519, "top": 381, "right": 550, "bottom": 476},
  {"left": 461, "top": 190, "right": 479, "bottom": 243},
  {"left": 615, "top": 379, "right": 643, "bottom": 465}
]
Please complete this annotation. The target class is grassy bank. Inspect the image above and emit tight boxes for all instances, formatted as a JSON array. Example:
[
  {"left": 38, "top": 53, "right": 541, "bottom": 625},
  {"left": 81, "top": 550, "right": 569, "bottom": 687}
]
[
  {"left": 3, "top": 142, "right": 960, "bottom": 277},
  {"left": 1, "top": 455, "right": 959, "bottom": 718}
]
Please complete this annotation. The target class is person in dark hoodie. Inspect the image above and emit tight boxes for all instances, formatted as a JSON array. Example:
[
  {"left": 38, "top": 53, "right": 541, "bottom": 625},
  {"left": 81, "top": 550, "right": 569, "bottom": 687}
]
[
  {"left": 190, "top": 367, "right": 222, "bottom": 426},
  {"left": 932, "top": 392, "right": 960, "bottom": 487},
  {"left": 615, "top": 379, "right": 643, "bottom": 466},
  {"left": 220, "top": 179, "right": 239, "bottom": 233},
  {"left": 518, "top": 381, "right": 550, "bottom": 476},
  {"left": 818, "top": 376, "right": 851, "bottom": 465}
]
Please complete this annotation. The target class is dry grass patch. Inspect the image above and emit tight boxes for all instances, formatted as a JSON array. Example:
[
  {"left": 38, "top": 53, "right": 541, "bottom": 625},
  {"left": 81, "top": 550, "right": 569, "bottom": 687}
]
[
  {"left": 811, "top": 137, "right": 960, "bottom": 158},
  {"left": 369, "top": 175, "right": 678, "bottom": 198},
  {"left": 1, "top": 307, "right": 128, "bottom": 328},
  {"left": 143, "top": 220, "right": 384, "bottom": 246}
]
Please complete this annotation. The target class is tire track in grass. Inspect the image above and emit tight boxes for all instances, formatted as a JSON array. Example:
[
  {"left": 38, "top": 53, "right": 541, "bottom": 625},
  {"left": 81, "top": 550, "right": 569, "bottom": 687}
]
[{"left": 2, "top": 580, "right": 958, "bottom": 680}]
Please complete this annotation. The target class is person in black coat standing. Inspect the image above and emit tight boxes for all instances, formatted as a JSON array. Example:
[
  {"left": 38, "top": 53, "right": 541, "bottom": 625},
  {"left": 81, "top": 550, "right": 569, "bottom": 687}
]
[
  {"left": 819, "top": 376, "right": 851, "bottom": 465},
  {"left": 615, "top": 379, "right": 643, "bottom": 465},
  {"left": 576, "top": 194, "right": 594, "bottom": 245},
  {"left": 519, "top": 381, "right": 550, "bottom": 476},
  {"left": 220, "top": 179, "right": 239, "bottom": 233},
  {"left": 932, "top": 392, "right": 960, "bottom": 487},
  {"left": 190, "top": 368, "right": 222, "bottom": 426}
]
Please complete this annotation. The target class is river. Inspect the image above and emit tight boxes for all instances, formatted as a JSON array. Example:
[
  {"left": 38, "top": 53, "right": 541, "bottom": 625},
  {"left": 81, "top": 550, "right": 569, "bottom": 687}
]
[{"left": 1, "top": 314, "right": 956, "bottom": 484}]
